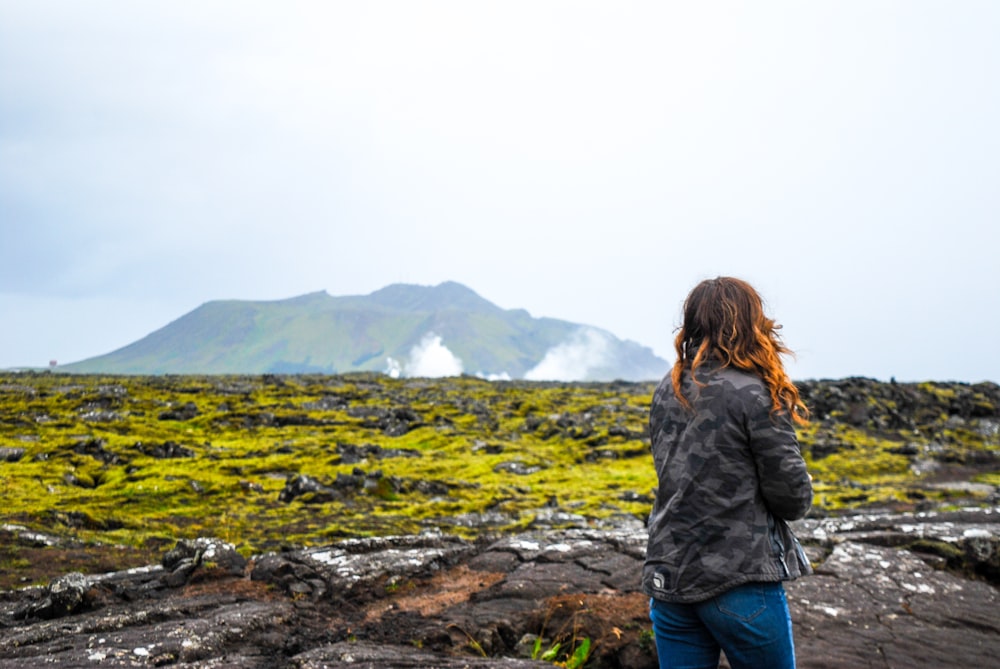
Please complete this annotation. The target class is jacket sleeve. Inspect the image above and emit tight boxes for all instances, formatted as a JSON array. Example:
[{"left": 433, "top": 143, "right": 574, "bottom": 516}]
[{"left": 745, "top": 392, "right": 813, "bottom": 520}]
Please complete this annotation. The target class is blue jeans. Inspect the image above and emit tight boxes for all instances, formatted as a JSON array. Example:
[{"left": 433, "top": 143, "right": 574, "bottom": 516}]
[{"left": 649, "top": 582, "right": 796, "bottom": 669}]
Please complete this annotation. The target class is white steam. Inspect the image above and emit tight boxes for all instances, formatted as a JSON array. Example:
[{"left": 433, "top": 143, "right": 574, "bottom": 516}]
[
  {"left": 524, "top": 328, "right": 612, "bottom": 381},
  {"left": 385, "top": 328, "right": 613, "bottom": 382},
  {"left": 385, "top": 332, "right": 463, "bottom": 378},
  {"left": 476, "top": 371, "right": 511, "bottom": 381}
]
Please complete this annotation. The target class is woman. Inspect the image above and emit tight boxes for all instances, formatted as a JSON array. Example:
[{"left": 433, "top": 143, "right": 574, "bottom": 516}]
[{"left": 643, "top": 277, "right": 813, "bottom": 669}]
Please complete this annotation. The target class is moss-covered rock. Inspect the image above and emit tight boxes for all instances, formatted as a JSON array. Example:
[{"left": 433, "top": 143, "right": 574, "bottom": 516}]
[{"left": 0, "top": 372, "right": 997, "bottom": 587}]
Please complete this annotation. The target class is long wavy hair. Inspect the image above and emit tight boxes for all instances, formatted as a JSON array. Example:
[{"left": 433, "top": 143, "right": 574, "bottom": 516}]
[{"left": 671, "top": 277, "right": 809, "bottom": 425}]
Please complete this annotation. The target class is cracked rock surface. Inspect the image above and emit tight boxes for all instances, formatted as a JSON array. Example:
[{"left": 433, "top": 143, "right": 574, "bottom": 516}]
[{"left": 1, "top": 509, "right": 998, "bottom": 668}]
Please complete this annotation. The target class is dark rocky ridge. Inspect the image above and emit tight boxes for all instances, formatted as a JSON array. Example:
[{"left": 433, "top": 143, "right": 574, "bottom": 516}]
[
  {"left": 796, "top": 377, "right": 1000, "bottom": 444},
  {"left": 1, "top": 509, "right": 998, "bottom": 668}
]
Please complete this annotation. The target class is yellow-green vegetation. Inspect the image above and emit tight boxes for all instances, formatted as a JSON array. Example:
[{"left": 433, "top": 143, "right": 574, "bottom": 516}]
[
  {"left": 796, "top": 376, "right": 1000, "bottom": 509},
  {"left": 798, "top": 423, "right": 918, "bottom": 509},
  {"left": 974, "top": 472, "right": 1000, "bottom": 486},
  {"left": 0, "top": 372, "right": 997, "bottom": 572},
  {"left": 0, "top": 373, "right": 655, "bottom": 559}
]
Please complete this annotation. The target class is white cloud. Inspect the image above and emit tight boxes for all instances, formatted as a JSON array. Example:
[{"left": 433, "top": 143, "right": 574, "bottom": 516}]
[
  {"left": 524, "top": 328, "right": 611, "bottom": 382},
  {"left": 1, "top": 3, "right": 999, "bottom": 381},
  {"left": 400, "top": 332, "right": 463, "bottom": 378}
]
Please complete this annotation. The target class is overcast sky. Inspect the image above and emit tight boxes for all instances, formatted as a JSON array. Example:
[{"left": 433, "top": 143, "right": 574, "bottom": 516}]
[{"left": 2, "top": 1, "right": 998, "bottom": 383}]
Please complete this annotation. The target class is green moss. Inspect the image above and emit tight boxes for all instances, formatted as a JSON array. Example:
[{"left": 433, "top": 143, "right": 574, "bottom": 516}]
[
  {"left": 908, "top": 538, "right": 964, "bottom": 561},
  {"left": 1, "top": 372, "right": 995, "bottom": 566},
  {"left": 918, "top": 382, "right": 957, "bottom": 401},
  {"left": 973, "top": 471, "right": 1000, "bottom": 486}
]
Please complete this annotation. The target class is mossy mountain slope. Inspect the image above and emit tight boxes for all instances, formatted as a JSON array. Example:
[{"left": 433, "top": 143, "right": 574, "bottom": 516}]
[{"left": 59, "top": 282, "right": 667, "bottom": 380}]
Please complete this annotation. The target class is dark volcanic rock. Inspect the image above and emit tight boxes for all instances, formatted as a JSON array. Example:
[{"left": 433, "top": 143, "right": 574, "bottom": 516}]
[
  {"left": 494, "top": 461, "right": 544, "bottom": 476},
  {"left": 292, "top": 641, "right": 549, "bottom": 668},
  {"left": 1, "top": 509, "right": 998, "bottom": 668},
  {"left": 158, "top": 401, "right": 199, "bottom": 421},
  {"left": 0, "top": 446, "right": 25, "bottom": 462},
  {"left": 72, "top": 437, "right": 123, "bottom": 465},
  {"left": 796, "top": 377, "right": 1000, "bottom": 432},
  {"left": 346, "top": 405, "right": 423, "bottom": 436},
  {"left": 162, "top": 537, "right": 247, "bottom": 585},
  {"left": 335, "top": 441, "right": 422, "bottom": 463},
  {"left": 790, "top": 541, "right": 999, "bottom": 668},
  {"left": 278, "top": 474, "right": 342, "bottom": 504},
  {"left": 12, "top": 571, "right": 90, "bottom": 620},
  {"left": 137, "top": 440, "right": 195, "bottom": 459}
]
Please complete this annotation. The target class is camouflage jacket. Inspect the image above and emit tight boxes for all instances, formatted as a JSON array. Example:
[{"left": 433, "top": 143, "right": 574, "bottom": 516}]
[{"left": 643, "top": 361, "right": 813, "bottom": 603}]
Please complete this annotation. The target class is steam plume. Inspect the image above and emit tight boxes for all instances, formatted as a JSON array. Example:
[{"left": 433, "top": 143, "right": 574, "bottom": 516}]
[
  {"left": 385, "top": 332, "right": 463, "bottom": 378},
  {"left": 524, "top": 328, "right": 611, "bottom": 381}
]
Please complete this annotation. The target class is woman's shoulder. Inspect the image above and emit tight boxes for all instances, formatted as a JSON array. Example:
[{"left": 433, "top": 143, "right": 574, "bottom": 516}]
[
  {"left": 700, "top": 363, "right": 765, "bottom": 390},
  {"left": 705, "top": 365, "right": 770, "bottom": 407},
  {"left": 716, "top": 364, "right": 764, "bottom": 384},
  {"left": 661, "top": 363, "right": 768, "bottom": 409}
]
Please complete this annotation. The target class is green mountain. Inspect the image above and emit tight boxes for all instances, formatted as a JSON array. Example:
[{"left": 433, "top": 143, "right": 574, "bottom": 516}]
[{"left": 60, "top": 282, "right": 668, "bottom": 380}]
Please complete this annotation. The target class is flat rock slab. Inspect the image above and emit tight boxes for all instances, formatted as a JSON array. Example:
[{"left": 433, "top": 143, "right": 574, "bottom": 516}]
[
  {"left": 1, "top": 509, "right": 997, "bottom": 668},
  {"left": 789, "top": 541, "right": 999, "bottom": 668}
]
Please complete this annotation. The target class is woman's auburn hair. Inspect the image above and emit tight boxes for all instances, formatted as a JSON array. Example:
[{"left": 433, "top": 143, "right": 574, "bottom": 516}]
[{"left": 670, "top": 277, "right": 809, "bottom": 426}]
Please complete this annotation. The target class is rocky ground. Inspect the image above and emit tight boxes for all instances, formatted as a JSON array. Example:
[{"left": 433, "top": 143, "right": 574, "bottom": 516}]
[
  {"left": 1, "top": 373, "right": 998, "bottom": 667},
  {"left": 1, "top": 507, "right": 998, "bottom": 668}
]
